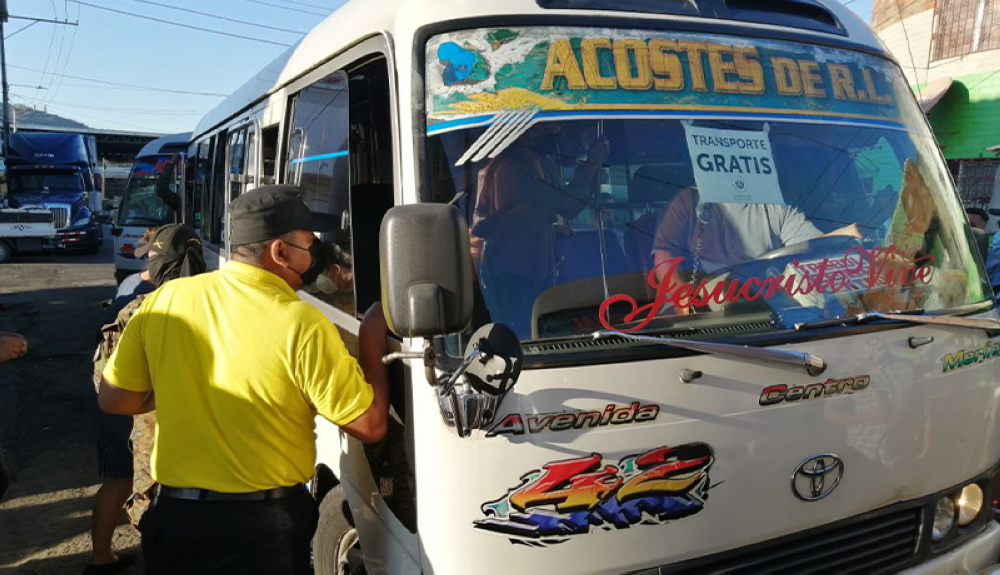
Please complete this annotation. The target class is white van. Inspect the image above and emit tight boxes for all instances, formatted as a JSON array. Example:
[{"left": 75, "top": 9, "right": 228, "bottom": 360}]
[
  {"left": 185, "top": 0, "right": 1000, "bottom": 573},
  {"left": 112, "top": 132, "right": 191, "bottom": 283}
]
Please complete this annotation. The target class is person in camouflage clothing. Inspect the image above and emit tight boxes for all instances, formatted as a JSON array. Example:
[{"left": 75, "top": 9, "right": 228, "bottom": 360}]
[{"left": 87, "top": 222, "right": 205, "bottom": 575}]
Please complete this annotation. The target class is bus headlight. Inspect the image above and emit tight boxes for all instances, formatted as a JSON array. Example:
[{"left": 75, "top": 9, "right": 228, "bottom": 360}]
[
  {"left": 957, "top": 484, "right": 984, "bottom": 526},
  {"left": 932, "top": 496, "right": 956, "bottom": 541}
]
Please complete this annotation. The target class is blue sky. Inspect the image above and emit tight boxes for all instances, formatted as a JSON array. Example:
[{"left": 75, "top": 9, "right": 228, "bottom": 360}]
[{"left": 5, "top": 0, "right": 874, "bottom": 135}]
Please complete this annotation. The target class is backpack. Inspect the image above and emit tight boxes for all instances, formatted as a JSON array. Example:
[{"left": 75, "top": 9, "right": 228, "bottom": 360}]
[{"left": 92, "top": 294, "right": 148, "bottom": 393}]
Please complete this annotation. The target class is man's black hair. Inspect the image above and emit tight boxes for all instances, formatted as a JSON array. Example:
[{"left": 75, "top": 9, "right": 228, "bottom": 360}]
[{"left": 967, "top": 207, "right": 989, "bottom": 222}]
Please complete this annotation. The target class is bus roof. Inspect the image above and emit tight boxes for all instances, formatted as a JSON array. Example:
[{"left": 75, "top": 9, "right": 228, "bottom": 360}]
[
  {"left": 136, "top": 132, "right": 192, "bottom": 158},
  {"left": 193, "top": 0, "right": 885, "bottom": 139}
]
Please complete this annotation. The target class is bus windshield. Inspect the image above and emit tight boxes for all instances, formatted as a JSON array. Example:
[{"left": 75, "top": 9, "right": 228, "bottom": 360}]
[
  {"left": 118, "top": 155, "right": 176, "bottom": 226},
  {"left": 424, "top": 27, "right": 989, "bottom": 342}
]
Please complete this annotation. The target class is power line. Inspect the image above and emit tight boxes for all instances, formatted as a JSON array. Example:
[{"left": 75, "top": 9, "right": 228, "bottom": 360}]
[
  {"left": 36, "top": 102, "right": 168, "bottom": 132},
  {"left": 10, "top": 93, "right": 207, "bottom": 115},
  {"left": 894, "top": 0, "right": 922, "bottom": 97},
  {"left": 5, "top": 21, "right": 39, "bottom": 39},
  {"left": 43, "top": 3, "right": 72, "bottom": 106},
  {"left": 33, "top": 3, "right": 60, "bottom": 104},
  {"left": 69, "top": 0, "right": 293, "bottom": 47},
  {"left": 124, "top": 0, "right": 307, "bottom": 35},
  {"left": 9, "top": 64, "right": 228, "bottom": 97},
  {"left": 44, "top": 0, "right": 82, "bottom": 106},
  {"left": 279, "top": 0, "right": 334, "bottom": 9},
  {"left": 276, "top": 0, "right": 335, "bottom": 10},
  {"left": 243, "top": 0, "right": 327, "bottom": 17}
]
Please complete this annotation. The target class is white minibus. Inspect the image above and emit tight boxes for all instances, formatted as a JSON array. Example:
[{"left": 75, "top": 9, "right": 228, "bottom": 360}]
[{"left": 185, "top": 1, "right": 1000, "bottom": 573}]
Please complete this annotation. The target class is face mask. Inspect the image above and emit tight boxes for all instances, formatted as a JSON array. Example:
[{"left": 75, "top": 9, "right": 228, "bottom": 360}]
[
  {"left": 286, "top": 238, "right": 330, "bottom": 287},
  {"left": 316, "top": 272, "right": 340, "bottom": 295}
]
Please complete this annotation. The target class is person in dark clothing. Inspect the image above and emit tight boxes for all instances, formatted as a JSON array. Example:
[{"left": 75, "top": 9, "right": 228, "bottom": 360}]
[
  {"left": 87, "top": 225, "right": 205, "bottom": 575},
  {"left": 0, "top": 331, "right": 28, "bottom": 504}
]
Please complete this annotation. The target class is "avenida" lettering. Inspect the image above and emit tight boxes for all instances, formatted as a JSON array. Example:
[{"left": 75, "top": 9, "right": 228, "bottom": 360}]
[
  {"left": 942, "top": 342, "right": 1000, "bottom": 373},
  {"left": 486, "top": 402, "right": 660, "bottom": 437},
  {"left": 759, "top": 376, "right": 871, "bottom": 407}
]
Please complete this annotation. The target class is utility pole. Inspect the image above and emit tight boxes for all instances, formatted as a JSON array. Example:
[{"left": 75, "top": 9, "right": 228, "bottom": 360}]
[
  {"left": 1, "top": 0, "right": 10, "bottom": 159},
  {"left": 0, "top": 5, "right": 76, "bottom": 158}
]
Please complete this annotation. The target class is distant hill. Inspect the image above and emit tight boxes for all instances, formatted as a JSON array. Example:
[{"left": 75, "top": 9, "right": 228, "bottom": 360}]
[{"left": 12, "top": 104, "right": 89, "bottom": 130}]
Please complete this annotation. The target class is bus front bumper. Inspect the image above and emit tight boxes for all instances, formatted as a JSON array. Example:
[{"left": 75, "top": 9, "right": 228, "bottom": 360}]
[{"left": 900, "top": 521, "right": 1000, "bottom": 575}]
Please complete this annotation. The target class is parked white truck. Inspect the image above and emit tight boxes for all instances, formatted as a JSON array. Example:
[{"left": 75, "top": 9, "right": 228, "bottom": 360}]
[{"left": 0, "top": 207, "right": 55, "bottom": 263}]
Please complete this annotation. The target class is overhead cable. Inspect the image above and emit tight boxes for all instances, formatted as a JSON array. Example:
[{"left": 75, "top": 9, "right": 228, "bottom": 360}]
[
  {"left": 42, "top": 2, "right": 80, "bottom": 107},
  {"left": 124, "top": 0, "right": 307, "bottom": 35},
  {"left": 9, "top": 64, "right": 228, "bottom": 97},
  {"left": 35, "top": 101, "right": 169, "bottom": 132},
  {"left": 9, "top": 93, "right": 207, "bottom": 115},
  {"left": 277, "top": 0, "right": 334, "bottom": 10},
  {"left": 69, "top": 0, "right": 293, "bottom": 47},
  {"left": 243, "top": 0, "right": 328, "bottom": 17},
  {"left": 5, "top": 21, "right": 39, "bottom": 38}
]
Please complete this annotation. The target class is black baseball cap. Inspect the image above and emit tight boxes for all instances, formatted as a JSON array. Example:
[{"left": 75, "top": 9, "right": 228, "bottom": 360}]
[
  {"left": 229, "top": 185, "right": 338, "bottom": 245},
  {"left": 134, "top": 224, "right": 201, "bottom": 258},
  {"left": 989, "top": 208, "right": 1000, "bottom": 217}
]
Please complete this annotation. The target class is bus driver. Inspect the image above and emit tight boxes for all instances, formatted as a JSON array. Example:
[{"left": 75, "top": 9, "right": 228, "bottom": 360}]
[{"left": 652, "top": 187, "right": 861, "bottom": 314}]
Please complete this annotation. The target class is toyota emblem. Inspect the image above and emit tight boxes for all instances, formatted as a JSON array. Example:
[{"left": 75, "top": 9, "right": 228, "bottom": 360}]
[{"left": 791, "top": 454, "right": 844, "bottom": 501}]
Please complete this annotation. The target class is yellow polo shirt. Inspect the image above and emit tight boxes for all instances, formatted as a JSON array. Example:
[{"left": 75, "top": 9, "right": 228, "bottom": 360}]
[{"left": 103, "top": 260, "right": 374, "bottom": 492}]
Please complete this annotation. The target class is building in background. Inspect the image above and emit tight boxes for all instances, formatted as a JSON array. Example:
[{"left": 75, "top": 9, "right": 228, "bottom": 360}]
[{"left": 873, "top": 0, "right": 1000, "bottom": 229}]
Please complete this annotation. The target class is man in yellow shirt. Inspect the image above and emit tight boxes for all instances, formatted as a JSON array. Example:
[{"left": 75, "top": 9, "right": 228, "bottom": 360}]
[{"left": 98, "top": 185, "right": 389, "bottom": 575}]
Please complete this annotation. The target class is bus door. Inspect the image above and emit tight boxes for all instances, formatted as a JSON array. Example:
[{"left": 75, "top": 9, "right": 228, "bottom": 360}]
[{"left": 226, "top": 123, "right": 257, "bottom": 201}]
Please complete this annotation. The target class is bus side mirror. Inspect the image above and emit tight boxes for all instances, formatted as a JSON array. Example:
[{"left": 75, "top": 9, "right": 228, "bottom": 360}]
[{"left": 379, "top": 204, "right": 472, "bottom": 338}]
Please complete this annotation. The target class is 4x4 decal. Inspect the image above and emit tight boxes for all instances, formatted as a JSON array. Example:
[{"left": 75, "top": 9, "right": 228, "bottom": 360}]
[{"left": 474, "top": 443, "right": 715, "bottom": 546}]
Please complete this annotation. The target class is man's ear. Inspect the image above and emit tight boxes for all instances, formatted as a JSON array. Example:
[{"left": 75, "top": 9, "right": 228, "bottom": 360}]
[{"left": 268, "top": 239, "right": 289, "bottom": 269}]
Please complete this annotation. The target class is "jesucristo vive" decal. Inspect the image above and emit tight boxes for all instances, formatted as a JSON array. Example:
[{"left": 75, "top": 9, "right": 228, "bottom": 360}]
[
  {"left": 599, "top": 245, "right": 935, "bottom": 332},
  {"left": 474, "top": 443, "right": 714, "bottom": 546}
]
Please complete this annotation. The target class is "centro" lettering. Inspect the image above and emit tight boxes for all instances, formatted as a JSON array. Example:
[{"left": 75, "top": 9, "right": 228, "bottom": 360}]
[{"left": 759, "top": 375, "right": 871, "bottom": 406}]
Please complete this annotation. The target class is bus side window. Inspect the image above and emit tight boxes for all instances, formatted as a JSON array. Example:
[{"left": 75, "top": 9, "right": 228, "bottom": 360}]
[
  {"left": 184, "top": 150, "right": 196, "bottom": 227},
  {"left": 227, "top": 128, "right": 247, "bottom": 201},
  {"left": 260, "top": 126, "right": 279, "bottom": 185},
  {"left": 285, "top": 70, "right": 355, "bottom": 316},
  {"left": 349, "top": 58, "right": 395, "bottom": 314},
  {"left": 195, "top": 138, "right": 214, "bottom": 243},
  {"left": 211, "top": 129, "right": 228, "bottom": 248}
]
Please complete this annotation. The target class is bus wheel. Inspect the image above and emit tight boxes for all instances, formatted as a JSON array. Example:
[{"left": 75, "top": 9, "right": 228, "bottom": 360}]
[
  {"left": 0, "top": 241, "right": 12, "bottom": 264},
  {"left": 313, "top": 485, "right": 365, "bottom": 575}
]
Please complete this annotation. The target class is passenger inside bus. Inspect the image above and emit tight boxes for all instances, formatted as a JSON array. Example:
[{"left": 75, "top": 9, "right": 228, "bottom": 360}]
[{"left": 471, "top": 122, "right": 609, "bottom": 334}]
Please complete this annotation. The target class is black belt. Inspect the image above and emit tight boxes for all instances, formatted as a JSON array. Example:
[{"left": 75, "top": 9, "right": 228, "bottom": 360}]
[{"left": 157, "top": 483, "right": 306, "bottom": 502}]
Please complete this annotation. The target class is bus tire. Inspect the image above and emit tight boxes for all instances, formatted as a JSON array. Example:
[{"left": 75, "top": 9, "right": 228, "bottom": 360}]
[
  {"left": 313, "top": 484, "right": 364, "bottom": 575},
  {"left": 0, "top": 241, "right": 12, "bottom": 264}
]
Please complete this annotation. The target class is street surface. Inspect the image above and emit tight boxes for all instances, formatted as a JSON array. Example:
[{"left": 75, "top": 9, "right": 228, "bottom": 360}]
[{"left": 0, "top": 230, "right": 143, "bottom": 574}]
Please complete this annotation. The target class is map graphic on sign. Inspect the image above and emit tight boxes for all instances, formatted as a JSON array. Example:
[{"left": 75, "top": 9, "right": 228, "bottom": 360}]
[{"left": 683, "top": 124, "right": 785, "bottom": 205}]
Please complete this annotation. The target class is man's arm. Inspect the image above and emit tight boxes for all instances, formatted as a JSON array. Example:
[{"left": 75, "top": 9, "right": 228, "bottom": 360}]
[
  {"left": 155, "top": 153, "right": 181, "bottom": 213},
  {"left": 339, "top": 304, "right": 390, "bottom": 444},
  {"left": 98, "top": 376, "right": 155, "bottom": 414}
]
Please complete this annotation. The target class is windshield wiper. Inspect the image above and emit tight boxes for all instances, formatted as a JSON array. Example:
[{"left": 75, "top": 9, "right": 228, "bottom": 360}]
[
  {"left": 793, "top": 308, "right": 1000, "bottom": 332},
  {"left": 592, "top": 330, "right": 827, "bottom": 376}
]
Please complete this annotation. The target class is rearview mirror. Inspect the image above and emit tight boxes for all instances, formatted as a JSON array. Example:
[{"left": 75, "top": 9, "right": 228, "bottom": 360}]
[{"left": 379, "top": 204, "right": 472, "bottom": 338}]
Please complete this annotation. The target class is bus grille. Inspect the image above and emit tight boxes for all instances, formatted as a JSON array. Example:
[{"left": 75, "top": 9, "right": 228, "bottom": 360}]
[
  {"left": 47, "top": 206, "right": 70, "bottom": 229},
  {"left": 658, "top": 507, "right": 921, "bottom": 575}
]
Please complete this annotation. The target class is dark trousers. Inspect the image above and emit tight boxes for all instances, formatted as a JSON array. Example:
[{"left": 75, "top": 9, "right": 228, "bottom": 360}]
[{"left": 138, "top": 490, "right": 318, "bottom": 575}]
